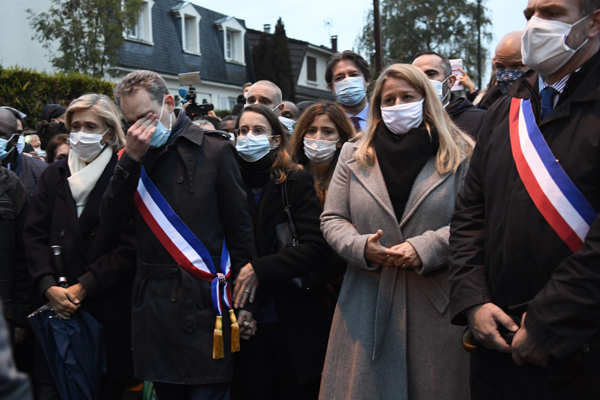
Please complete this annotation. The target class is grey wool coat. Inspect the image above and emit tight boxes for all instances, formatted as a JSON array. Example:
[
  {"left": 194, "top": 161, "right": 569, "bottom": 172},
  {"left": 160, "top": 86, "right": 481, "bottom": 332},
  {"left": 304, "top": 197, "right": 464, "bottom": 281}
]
[{"left": 319, "top": 141, "right": 469, "bottom": 400}]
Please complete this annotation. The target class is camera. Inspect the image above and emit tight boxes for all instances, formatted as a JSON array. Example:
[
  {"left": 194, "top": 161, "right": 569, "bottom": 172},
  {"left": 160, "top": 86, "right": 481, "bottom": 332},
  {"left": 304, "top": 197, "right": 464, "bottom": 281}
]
[{"left": 178, "top": 72, "right": 214, "bottom": 120}]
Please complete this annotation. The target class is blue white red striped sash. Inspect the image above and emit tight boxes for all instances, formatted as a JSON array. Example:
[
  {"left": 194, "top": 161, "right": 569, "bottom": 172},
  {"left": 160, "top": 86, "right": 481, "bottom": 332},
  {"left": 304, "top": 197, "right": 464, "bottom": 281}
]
[
  {"left": 509, "top": 98, "right": 596, "bottom": 252},
  {"left": 133, "top": 166, "right": 232, "bottom": 316}
]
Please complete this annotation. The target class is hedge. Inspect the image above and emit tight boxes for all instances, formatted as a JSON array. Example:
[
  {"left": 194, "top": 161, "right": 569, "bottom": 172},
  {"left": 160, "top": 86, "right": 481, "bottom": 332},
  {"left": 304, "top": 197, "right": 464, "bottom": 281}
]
[{"left": 0, "top": 66, "right": 114, "bottom": 129}]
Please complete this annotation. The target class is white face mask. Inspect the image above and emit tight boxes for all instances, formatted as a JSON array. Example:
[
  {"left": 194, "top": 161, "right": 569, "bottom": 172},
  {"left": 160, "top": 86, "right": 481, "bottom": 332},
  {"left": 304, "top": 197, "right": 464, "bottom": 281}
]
[
  {"left": 521, "top": 15, "right": 590, "bottom": 78},
  {"left": 381, "top": 99, "right": 424, "bottom": 135},
  {"left": 303, "top": 138, "right": 338, "bottom": 164},
  {"left": 69, "top": 130, "right": 107, "bottom": 162},
  {"left": 279, "top": 116, "right": 296, "bottom": 133}
]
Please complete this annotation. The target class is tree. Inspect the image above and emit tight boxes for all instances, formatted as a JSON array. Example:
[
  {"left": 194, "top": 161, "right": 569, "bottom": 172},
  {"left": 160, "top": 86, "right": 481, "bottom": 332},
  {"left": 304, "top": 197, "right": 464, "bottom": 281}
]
[
  {"left": 252, "top": 18, "right": 296, "bottom": 102},
  {"left": 359, "top": 0, "right": 492, "bottom": 84},
  {"left": 27, "top": 0, "right": 143, "bottom": 78}
]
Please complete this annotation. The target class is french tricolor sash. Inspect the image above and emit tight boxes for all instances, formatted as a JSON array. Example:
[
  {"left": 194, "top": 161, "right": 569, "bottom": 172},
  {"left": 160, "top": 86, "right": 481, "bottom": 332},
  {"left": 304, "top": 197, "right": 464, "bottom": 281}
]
[
  {"left": 509, "top": 98, "right": 597, "bottom": 252},
  {"left": 133, "top": 166, "right": 240, "bottom": 358}
]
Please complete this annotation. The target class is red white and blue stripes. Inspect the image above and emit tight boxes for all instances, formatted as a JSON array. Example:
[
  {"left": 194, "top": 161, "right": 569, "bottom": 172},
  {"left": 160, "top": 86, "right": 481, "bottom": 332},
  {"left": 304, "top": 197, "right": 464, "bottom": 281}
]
[
  {"left": 134, "top": 166, "right": 232, "bottom": 315},
  {"left": 509, "top": 98, "right": 596, "bottom": 252}
]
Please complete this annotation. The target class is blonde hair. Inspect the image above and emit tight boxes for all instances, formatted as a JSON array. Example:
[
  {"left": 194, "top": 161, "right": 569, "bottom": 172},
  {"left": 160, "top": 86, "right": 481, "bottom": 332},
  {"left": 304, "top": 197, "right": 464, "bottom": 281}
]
[
  {"left": 65, "top": 93, "right": 125, "bottom": 150},
  {"left": 354, "top": 63, "right": 474, "bottom": 174}
]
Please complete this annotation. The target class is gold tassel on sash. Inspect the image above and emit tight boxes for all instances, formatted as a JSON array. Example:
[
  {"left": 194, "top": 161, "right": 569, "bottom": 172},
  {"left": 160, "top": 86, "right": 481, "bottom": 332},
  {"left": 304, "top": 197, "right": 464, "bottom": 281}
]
[
  {"left": 212, "top": 316, "right": 224, "bottom": 359},
  {"left": 229, "top": 309, "right": 240, "bottom": 353}
]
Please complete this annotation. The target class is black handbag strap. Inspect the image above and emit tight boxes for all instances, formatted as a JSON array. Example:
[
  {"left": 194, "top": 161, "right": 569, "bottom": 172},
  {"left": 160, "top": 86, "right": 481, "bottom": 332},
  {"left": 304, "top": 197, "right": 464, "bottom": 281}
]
[{"left": 281, "top": 180, "right": 299, "bottom": 247}]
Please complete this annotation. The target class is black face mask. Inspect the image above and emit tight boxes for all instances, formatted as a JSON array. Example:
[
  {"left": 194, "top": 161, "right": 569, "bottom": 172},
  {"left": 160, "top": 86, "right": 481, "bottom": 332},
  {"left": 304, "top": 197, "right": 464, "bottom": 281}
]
[{"left": 239, "top": 150, "right": 277, "bottom": 188}]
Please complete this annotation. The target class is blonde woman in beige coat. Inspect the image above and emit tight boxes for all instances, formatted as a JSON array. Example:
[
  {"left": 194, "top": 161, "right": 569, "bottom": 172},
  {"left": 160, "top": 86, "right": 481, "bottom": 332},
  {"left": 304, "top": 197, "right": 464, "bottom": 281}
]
[{"left": 319, "top": 64, "right": 474, "bottom": 400}]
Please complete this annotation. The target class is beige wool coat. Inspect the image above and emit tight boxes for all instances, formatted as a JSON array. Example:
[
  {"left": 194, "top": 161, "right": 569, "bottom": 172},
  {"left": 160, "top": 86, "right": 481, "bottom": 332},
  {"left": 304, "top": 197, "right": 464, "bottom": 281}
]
[{"left": 319, "top": 141, "right": 470, "bottom": 400}]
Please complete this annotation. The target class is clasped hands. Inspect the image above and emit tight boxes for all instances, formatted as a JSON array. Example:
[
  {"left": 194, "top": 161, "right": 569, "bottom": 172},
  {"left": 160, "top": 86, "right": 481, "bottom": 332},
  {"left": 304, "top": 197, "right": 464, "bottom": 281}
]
[
  {"left": 233, "top": 263, "right": 259, "bottom": 340},
  {"left": 45, "top": 283, "right": 87, "bottom": 320},
  {"left": 364, "top": 229, "right": 422, "bottom": 269},
  {"left": 467, "top": 303, "right": 549, "bottom": 367}
]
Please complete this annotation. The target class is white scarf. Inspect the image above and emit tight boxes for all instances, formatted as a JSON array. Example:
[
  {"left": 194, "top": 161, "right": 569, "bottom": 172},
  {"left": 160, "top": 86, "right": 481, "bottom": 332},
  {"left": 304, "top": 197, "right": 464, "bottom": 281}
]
[{"left": 67, "top": 146, "right": 113, "bottom": 217}]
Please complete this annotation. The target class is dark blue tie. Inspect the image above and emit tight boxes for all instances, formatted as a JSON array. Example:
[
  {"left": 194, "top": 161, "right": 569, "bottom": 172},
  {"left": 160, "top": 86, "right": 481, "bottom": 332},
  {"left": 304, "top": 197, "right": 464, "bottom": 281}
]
[{"left": 540, "top": 86, "right": 557, "bottom": 120}]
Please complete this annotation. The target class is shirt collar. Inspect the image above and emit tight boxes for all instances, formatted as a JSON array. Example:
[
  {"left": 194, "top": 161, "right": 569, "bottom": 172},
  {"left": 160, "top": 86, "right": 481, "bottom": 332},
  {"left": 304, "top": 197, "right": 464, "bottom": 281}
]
[
  {"left": 538, "top": 68, "right": 581, "bottom": 95},
  {"left": 349, "top": 103, "right": 370, "bottom": 121}
]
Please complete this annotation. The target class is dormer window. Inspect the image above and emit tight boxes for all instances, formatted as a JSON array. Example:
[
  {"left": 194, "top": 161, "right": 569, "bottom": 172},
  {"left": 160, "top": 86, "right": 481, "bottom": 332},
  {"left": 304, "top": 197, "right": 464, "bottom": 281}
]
[
  {"left": 216, "top": 17, "right": 246, "bottom": 65},
  {"left": 172, "top": 2, "right": 202, "bottom": 55},
  {"left": 126, "top": 0, "right": 154, "bottom": 44}
]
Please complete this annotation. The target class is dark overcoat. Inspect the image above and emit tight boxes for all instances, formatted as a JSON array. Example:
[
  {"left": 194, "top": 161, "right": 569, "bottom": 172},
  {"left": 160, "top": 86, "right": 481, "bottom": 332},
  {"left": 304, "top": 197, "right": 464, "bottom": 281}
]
[{"left": 101, "top": 116, "right": 255, "bottom": 385}]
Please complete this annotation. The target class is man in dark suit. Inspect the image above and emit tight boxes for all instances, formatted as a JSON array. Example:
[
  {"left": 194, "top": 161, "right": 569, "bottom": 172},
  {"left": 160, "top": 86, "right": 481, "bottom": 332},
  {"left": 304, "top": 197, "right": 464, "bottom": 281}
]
[{"left": 449, "top": 0, "right": 600, "bottom": 398}]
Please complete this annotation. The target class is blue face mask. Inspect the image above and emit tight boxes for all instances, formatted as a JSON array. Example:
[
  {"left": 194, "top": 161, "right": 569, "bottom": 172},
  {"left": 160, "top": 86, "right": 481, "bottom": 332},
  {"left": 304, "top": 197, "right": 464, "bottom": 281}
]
[
  {"left": 0, "top": 137, "right": 9, "bottom": 160},
  {"left": 236, "top": 133, "right": 277, "bottom": 162},
  {"left": 496, "top": 69, "right": 525, "bottom": 94},
  {"left": 278, "top": 116, "right": 296, "bottom": 133},
  {"left": 333, "top": 76, "right": 367, "bottom": 107},
  {"left": 16, "top": 135, "right": 25, "bottom": 154},
  {"left": 149, "top": 98, "right": 173, "bottom": 148}
]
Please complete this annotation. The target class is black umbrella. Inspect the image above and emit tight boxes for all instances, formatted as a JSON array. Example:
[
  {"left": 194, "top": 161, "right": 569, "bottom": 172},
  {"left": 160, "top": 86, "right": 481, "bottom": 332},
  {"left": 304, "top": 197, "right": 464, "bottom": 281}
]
[{"left": 28, "top": 245, "right": 105, "bottom": 400}]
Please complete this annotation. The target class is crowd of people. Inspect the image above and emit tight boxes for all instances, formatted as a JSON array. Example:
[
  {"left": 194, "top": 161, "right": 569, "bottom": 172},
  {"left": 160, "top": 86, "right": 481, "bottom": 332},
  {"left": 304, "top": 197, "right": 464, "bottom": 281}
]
[{"left": 1, "top": 0, "right": 600, "bottom": 399}]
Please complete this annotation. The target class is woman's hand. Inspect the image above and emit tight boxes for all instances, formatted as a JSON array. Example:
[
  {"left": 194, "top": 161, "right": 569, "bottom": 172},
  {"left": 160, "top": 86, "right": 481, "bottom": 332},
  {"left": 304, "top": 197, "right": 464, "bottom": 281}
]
[
  {"left": 237, "top": 310, "right": 258, "bottom": 340},
  {"left": 45, "top": 286, "right": 80, "bottom": 319},
  {"left": 364, "top": 230, "right": 396, "bottom": 267},
  {"left": 234, "top": 263, "right": 259, "bottom": 308},
  {"left": 389, "top": 242, "right": 422, "bottom": 269}
]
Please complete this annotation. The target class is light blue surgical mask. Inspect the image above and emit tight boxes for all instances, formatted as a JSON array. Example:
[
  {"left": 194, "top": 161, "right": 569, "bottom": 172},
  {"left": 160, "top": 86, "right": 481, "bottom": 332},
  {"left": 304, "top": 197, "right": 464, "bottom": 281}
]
[
  {"left": 236, "top": 133, "right": 278, "bottom": 162},
  {"left": 333, "top": 76, "right": 367, "bottom": 107},
  {"left": 0, "top": 137, "right": 9, "bottom": 160},
  {"left": 150, "top": 98, "right": 173, "bottom": 148},
  {"left": 16, "top": 135, "right": 25, "bottom": 154},
  {"left": 278, "top": 116, "right": 296, "bottom": 133}
]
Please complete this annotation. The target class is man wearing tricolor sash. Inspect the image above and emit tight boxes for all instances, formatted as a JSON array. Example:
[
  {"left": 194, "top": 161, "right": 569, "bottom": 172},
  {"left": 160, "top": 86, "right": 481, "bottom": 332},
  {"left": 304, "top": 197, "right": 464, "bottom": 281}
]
[
  {"left": 449, "top": 1, "right": 600, "bottom": 398},
  {"left": 102, "top": 70, "right": 254, "bottom": 399}
]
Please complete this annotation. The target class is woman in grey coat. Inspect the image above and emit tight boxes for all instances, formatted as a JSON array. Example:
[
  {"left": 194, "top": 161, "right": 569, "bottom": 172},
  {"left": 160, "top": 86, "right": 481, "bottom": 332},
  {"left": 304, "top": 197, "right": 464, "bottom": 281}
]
[{"left": 319, "top": 64, "right": 474, "bottom": 400}]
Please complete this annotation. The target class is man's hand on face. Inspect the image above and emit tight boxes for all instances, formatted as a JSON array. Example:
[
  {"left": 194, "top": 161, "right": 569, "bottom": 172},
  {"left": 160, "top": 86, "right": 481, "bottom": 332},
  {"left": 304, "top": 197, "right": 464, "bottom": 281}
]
[{"left": 125, "top": 112, "right": 157, "bottom": 162}]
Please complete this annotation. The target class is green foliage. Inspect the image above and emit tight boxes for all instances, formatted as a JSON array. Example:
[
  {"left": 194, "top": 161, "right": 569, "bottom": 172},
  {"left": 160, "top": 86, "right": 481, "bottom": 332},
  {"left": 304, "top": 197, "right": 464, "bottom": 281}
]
[
  {"left": 252, "top": 18, "right": 296, "bottom": 102},
  {"left": 359, "top": 0, "right": 492, "bottom": 84},
  {"left": 214, "top": 109, "right": 232, "bottom": 118},
  {"left": 0, "top": 67, "right": 114, "bottom": 129},
  {"left": 27, "top": 0, "right": 143, "bottom": 78}
]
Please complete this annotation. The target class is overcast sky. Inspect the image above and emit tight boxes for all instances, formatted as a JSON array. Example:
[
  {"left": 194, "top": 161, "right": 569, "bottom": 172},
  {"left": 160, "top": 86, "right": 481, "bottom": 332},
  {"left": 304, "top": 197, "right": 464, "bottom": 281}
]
[{"left": 195, "top": 0, "right": 529, "bottom": 81}]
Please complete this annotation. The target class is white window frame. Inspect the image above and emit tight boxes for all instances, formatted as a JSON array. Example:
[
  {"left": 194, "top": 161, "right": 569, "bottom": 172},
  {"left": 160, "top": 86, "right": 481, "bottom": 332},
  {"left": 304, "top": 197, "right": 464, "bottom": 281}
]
[
  {"left": 176, "top": 3, "right": 202, "bottom": 55},
  {"left": 124, "top": 0, "right": 154, "bottom": 45},
  {"left": 216, "top": 17, "right": 246, "bottom": 65}
]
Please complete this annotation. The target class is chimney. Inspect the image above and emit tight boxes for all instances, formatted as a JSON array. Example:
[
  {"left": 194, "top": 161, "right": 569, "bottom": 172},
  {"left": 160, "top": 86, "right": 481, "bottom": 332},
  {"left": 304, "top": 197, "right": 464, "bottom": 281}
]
[
  {"left": 263, "top": 24, "right": 271, "bottom": 33},
  {"left": 331, "top": 35, "right": 338, "bottom": 52}
]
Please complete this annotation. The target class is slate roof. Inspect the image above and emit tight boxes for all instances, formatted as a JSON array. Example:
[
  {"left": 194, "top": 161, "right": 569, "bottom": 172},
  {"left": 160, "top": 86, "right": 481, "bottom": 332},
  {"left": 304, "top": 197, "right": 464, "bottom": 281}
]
[{"left": 118, "top": 0, "right": 250, "bottom": 86}]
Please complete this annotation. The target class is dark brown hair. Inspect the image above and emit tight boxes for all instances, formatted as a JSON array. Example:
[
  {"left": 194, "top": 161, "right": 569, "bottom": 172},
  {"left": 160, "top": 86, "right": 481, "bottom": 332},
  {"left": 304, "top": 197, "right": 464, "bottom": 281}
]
[
  {"left": 325, "top": 51, "right": 371, "bottom": 85},
  {"left": 289, "top": 102, "right": 355, "bottom": 203},
  {"left": 45, "top": 134, "right": 69, "bottom": 163},
  {"left": 235, "top": 104, "right": 301, "bottom": 184}
]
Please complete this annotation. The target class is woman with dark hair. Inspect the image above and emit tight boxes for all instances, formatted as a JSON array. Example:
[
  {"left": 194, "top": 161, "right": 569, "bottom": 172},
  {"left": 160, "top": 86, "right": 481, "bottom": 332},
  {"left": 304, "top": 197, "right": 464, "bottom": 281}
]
[
  {"left": 289, "top": 102, "right": 355, "bottom": 205},
  {"left": 24, "top": 94, "right": 135, "bottom": 399},
  {"left": 231, "top": 104, "right": 332, "bottom": 400},
  {"left": 44, "top": 134, "right": 69, "bottom": 164}
]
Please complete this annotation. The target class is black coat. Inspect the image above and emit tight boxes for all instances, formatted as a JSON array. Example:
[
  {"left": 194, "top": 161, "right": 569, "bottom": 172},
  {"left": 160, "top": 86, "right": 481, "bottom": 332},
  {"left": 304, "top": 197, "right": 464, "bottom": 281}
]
[
  {"left": 23, "top": 154, "right": 135, "bottom": 378},
  {"left": 241, "top": 168, "right": 334, "bottom": 383},
  {"left": 0, "top": 167, "right": 30, "bottom": 326},
  {"left": 446, "top": 95, "right": 486, "bottom": 139},
  {"left": 101, "top": 115, "right": 255, "bottom": 385},
  {"left": 449, "top": 50, "right": 600, "bottom": 360},
  {"left": 14, "top": 154, "right": 46, "bottom": 198}
]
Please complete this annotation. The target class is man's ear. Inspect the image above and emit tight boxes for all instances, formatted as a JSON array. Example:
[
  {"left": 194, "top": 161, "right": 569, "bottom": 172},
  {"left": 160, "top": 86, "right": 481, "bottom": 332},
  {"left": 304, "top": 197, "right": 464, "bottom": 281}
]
[
  {"left": 278, "top": 103, "right": 284, "bottom": 112},
  {"left": 447, "top": 75, "right": 457, "bottom": 90},
  {"left": 590, "top": 9, "right": 600, "bottom": 38},
  {"left": 165, "top": 94, "right": 176, "bottom": 112}
]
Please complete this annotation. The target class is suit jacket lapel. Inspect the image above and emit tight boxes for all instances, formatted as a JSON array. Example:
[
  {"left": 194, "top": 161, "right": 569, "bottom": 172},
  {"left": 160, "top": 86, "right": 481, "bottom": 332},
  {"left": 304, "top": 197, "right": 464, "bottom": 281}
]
[
  {"left": 346, "top": 154, "right": 398, "bottom": 223},
  {"left": 399, "top": 158, "right": 449, "bottom": 228}
]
